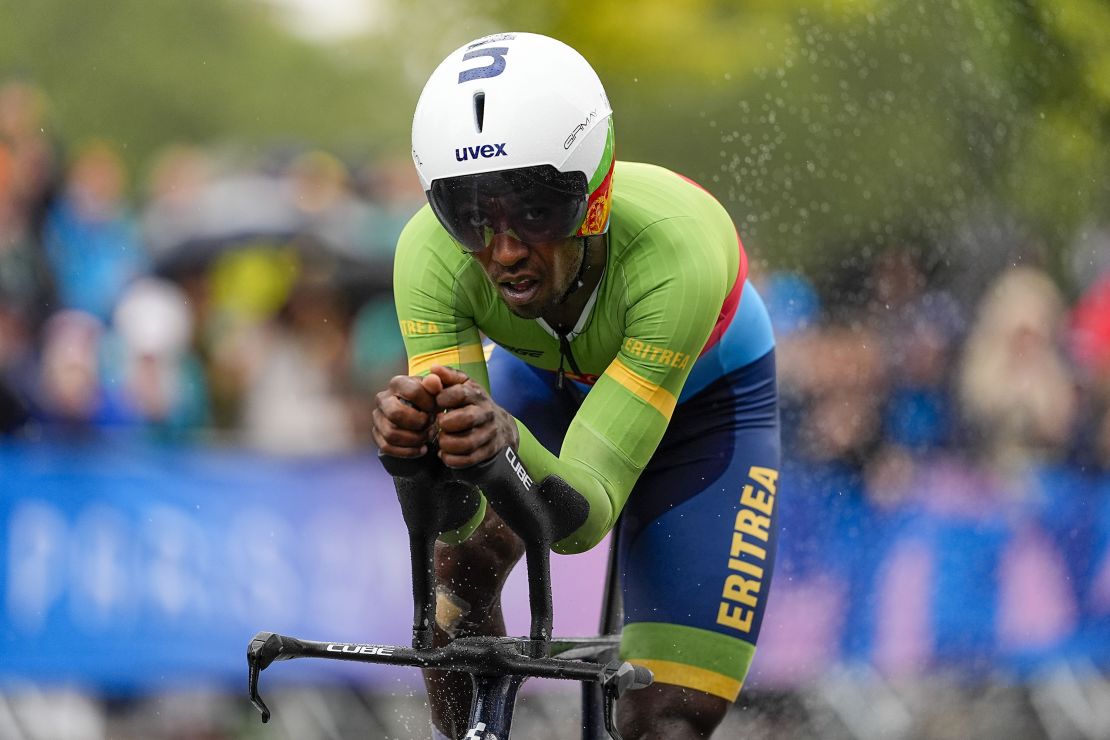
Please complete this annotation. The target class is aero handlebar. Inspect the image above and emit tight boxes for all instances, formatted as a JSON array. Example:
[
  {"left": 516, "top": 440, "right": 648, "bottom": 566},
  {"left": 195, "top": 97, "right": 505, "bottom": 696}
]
[{"left": 247, "top": 631, "right": 651, "bottom": 722}]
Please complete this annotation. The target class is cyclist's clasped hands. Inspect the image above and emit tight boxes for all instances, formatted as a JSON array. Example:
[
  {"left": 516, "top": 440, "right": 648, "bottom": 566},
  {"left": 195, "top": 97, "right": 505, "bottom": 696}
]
[{"left": 373, "top": 365, "right": 519, "bottom": 468}]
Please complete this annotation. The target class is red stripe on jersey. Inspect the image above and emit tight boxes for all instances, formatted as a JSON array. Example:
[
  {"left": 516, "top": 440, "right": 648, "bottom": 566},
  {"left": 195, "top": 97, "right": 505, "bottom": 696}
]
[{"left": 700, "top": 232, "right": 747, "bottom": 356}]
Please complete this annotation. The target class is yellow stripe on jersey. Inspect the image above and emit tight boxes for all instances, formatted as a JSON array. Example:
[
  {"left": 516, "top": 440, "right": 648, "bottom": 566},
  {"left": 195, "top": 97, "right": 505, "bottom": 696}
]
[
  {"left": 606, "top": 358, "right": 677, "bottom": 419},
  {"left": 630, "top": 659, "right": 742, "bottom": 701},
  {"left": 408, "top": 343, "right": 486, "bottom": 375}
]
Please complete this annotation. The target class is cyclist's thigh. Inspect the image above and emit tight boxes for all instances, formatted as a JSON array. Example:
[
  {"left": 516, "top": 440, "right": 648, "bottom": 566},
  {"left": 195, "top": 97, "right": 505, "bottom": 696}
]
[{"left": 618, "top": 349, "right": 780, "bottom": 704}]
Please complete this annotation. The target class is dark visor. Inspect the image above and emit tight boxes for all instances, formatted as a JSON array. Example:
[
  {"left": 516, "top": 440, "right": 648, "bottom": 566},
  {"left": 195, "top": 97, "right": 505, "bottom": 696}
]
[{"left": 428, "top": 165, "right": 588, "bottom": 253}]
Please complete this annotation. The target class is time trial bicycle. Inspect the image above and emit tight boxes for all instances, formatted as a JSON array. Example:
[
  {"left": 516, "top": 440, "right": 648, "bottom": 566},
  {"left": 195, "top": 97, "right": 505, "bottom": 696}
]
[{"left": 247, "top": 445, "right": 651, "bottom": 739}]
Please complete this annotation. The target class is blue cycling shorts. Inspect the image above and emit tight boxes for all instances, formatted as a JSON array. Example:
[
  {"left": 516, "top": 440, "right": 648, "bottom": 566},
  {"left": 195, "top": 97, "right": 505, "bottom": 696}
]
[{"left": 485, "top": 282, "right": 781, "bottom": 701}]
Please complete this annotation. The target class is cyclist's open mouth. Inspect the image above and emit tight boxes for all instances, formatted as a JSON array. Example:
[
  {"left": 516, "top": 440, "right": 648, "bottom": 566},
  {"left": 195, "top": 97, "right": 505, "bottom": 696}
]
[{"left": 499, "top": 278, "right": 540, "bottom": 305}]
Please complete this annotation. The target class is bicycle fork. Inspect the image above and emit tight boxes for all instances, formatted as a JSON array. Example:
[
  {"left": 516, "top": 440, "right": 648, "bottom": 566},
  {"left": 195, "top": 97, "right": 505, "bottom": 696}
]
[{"left": 463, "top": 673, "right": 527, "bottom": 740}]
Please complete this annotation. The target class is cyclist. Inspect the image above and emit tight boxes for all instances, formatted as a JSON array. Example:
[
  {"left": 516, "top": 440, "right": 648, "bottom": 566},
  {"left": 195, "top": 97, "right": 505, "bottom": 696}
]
[{"left": 373, "top": 32, "right": 780, "bottom": 740}]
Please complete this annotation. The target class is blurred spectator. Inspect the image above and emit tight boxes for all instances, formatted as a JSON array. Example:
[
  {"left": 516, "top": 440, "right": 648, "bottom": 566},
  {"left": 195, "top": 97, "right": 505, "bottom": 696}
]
[
  {"left": 958, "top": 266, "right": 1078, "bottom": 469},
  {"left": 0, "top": 190, "right": 51, "bottom": 434},
  {"left": 867, "top": 249, "right": 927, "bottom": 320},
  {"left": 34, "top": 310, "right": 107, "bottom": 431},
  {"left": 1070, "top": 272, "right": 1110, "bottom": 384},
  {"left": 0, "top": 80, "right": 60, "bottom": 434},
  {"left": 287, "top": 149, "right": 379, "bottom": 260},
  {"left": 43, "top": 140, "right": 148, "bottom": 322},
  {"left": 140, "top": 144, "right": 215, "bottom": 260},
  {"left": 145, "top": 165, "right": 300, "bottom": 268},
  {"left": 202, "top": 243, "right": 301, "bottom": 429},
  {"left": 353, "top": 156, "right": 426, "bottom": 258},
  {"left": 0, "top": 80, "right": 60, "bottom": 232},
  {"left": 349, "top": 295, "right": 407, "bottom": 426},
  {"left": 1069, "top": 270, "right": 1110, "bottom": 471},
  {"left": 0, "top": 307, "right": 31, "bottom": 433},
  {"left": 865, "top": 249, "right": 964, "bottom": 454},
  {"left": 795, "top": 320, "right": 888, "bottom": 467},
  {"left": 879, "top": 303, "right": 960, "bottom": 452},
  {"left": 225, "top": 268, "right": 360, "bottom": 455},
  {"left": 103, "top": 277, "right": 209, "bottom": 439},
  {"left": 0, "top": 194, "right": 56, "bottom": 327}
]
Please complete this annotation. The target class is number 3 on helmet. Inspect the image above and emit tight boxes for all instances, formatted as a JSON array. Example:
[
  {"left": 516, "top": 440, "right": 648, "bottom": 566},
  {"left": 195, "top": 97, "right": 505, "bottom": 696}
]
[{"left": 412, "top": 32, "right": 615, "bottom": 253}]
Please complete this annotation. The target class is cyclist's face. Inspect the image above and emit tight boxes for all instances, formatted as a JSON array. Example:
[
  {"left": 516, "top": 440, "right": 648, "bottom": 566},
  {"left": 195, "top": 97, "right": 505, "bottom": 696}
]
[{"left": 472, "top": 232, "right": 583, "bottom": 320}]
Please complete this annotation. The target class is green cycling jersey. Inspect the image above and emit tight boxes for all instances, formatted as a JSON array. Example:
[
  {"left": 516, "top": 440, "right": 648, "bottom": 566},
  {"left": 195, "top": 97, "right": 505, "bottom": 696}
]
[{"left": 394, "top": 161, "right": 745, "bottom": 552}]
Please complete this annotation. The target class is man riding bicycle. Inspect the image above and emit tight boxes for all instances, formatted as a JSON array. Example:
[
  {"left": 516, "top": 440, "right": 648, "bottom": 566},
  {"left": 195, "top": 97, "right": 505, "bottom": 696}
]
[{"left": 372, "top": 32, "right": 781, "bottom": 740}]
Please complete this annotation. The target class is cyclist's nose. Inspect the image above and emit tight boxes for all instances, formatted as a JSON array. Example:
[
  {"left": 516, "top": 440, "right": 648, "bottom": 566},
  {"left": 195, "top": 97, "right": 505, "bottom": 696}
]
[{"left": 488, "top": 231, "right": 529, "bottom": 266}]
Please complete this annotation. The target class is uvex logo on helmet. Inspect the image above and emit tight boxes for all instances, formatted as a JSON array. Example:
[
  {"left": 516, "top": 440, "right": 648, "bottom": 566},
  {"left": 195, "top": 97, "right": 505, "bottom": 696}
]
[{"left": 455, "top": 143, "right": 508, "bottom": 162}]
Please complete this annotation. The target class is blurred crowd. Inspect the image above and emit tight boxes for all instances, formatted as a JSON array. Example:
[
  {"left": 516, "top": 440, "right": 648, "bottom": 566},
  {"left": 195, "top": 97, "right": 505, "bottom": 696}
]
[
  {"left": 751, "top": 236, "right": 1110, "bottom": 682},
  {"left": 0, "top": 79, "right": 422, "bottom": 453},
  {"left": 2, "top": 76, "right": 1110, "bottom": 484},
  {"left": 766, "top": 239, "right": 1110, "bottom": 492}
]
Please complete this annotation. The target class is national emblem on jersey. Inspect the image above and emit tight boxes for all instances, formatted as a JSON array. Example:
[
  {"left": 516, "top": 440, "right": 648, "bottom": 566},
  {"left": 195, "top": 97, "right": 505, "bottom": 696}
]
[
  {"left": 581, "top": 172, "right": 613, "bottom": 235},
  {"left": 576, "top": 119, "right": 615, "bottom": 237}
]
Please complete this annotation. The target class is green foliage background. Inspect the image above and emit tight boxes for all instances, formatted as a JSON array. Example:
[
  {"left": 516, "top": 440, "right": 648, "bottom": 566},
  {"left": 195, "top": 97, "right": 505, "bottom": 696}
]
[{"left": 3, "top": 0, "right": 1108, "bottom": 280}]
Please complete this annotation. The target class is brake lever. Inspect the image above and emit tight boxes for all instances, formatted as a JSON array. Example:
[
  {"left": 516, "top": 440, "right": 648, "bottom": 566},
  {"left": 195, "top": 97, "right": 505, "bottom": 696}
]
[
  {"left": 247, "top": 631, "right": 309, "bottom": 723},
  {"left": 600, "top": 660, "right": 654, "bottom": 740},
  {"left": 247, "top": 632, "right": 279, "bottom": 722}
]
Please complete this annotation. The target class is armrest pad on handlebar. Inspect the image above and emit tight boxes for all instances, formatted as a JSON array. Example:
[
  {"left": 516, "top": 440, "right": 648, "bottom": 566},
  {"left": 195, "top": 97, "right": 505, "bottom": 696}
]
[
  {"left": 453, "top": 447, "right": 590, "bottom": 548},
  {"left": 380, "top": 446, "right": 590, "bottom": 549},
  {"left": 378, "top": 450, "right": 437, "bottom": 479},
  {"left": 379, "top": 450, "right": 483, "bottom": 539},
  {"left": 538, "top": 473, "right": 592, "bottom": 544}
]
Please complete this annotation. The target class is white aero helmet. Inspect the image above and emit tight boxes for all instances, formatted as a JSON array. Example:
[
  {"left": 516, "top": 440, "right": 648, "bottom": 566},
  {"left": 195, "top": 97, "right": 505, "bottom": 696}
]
[{"left": 412, "top": 32, "right": 615, "bottom": 253}]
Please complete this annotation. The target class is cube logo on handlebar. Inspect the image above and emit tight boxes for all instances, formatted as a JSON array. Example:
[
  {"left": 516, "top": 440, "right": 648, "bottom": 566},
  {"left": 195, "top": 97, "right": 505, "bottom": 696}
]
[
  {"left": 245, "top": 444, "right": 652, "bottom": 739},
  {"left": 324, "top": 643, "right": 395, "bottom": 656},
  {"left": 504, "top": 446, "right": 533, "bottom": 490}
]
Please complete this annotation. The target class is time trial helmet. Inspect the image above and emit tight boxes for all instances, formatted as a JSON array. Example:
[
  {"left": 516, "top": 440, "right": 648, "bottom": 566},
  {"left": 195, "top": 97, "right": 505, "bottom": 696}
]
[{"left": 411, "top": 32, "right": 614, "bottom": 253}]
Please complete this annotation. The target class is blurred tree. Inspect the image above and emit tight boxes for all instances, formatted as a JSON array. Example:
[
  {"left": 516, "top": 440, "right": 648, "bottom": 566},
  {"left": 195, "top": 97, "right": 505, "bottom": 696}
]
[
  {"left": 1000, "top": 0, "right": 1110, "bottom": 271},
  {"left": 465, "top": 0, "right": 1110, "bottom": 279},
  {"left": 2, "top": 0, "right": 1107, "bottom": 278},
  {"left": 0, "top": 0, "right": 411, "bottom": 173}
]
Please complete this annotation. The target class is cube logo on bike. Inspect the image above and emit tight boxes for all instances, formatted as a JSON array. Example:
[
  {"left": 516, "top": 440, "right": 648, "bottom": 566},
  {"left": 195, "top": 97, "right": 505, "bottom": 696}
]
[
  {"left": 324, "top": 643, "right": 395, "bottom": 656},
  {"left": 504, "top": 447, "right": 533, "bottom": 490},
  {"left": 464, "top": 722, "right": 490, "bottom": 739}
]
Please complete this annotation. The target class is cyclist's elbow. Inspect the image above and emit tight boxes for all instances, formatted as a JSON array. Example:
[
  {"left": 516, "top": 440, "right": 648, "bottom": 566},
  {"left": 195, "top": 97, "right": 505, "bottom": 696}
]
[
  {"left": 552, "top": 531, "right": 604, "bottom": 555},
  {"left": 551, "top": 488, "right": 615, "bottom": 554}
]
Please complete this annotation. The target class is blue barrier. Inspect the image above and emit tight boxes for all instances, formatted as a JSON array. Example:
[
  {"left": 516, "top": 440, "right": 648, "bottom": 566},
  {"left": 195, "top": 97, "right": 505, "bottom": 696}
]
[
  {"left": 0, "top": 441, "right": 414, "bottom": 692},
  {"left": 748, "top": 457, "right": 1110, "bottom": 687},
  {"left": 2, "top": 442, "right": 1109, "bottom": 692}
]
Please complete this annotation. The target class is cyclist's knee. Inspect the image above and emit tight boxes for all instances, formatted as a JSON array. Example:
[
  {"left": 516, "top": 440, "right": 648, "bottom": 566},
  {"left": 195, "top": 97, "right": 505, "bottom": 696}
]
[
  {"left": 436, "top": 505, "right": 525, "bottom": 580},
  {"left": 469, "top": 504, "right": 527, "bottom": 564},
  {"left": 617, "top": 683, "right": 729, "bottom": 739},
  {"left": 433, "top": 506, "right": 524, "bottom": 637}
]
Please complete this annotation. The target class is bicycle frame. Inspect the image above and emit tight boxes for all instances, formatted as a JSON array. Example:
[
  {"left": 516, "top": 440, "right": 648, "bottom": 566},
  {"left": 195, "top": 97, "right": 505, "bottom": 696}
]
[{"left": 247, "top": 447, "right": 650, "bottom": 739}]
